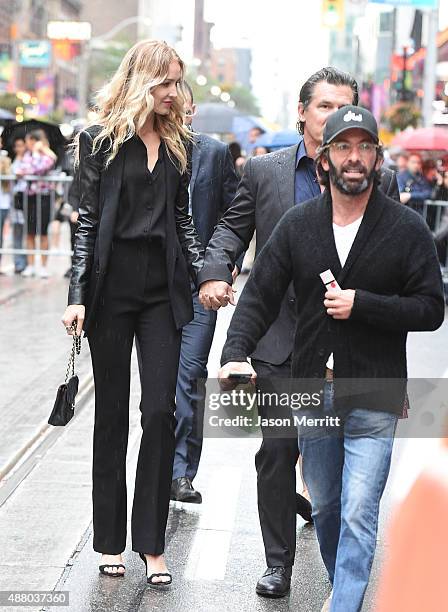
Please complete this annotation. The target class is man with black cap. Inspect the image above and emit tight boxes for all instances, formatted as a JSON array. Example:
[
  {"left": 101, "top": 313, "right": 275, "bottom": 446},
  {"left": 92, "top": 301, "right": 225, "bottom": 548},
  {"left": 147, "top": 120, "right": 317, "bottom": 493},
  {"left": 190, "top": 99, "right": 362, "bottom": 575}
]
[
  {"left": 218, "top": 105, "right": 444, "bottom": 611},
  {"left": 198, "top": 68, "right": 399, "bottom": 600}
]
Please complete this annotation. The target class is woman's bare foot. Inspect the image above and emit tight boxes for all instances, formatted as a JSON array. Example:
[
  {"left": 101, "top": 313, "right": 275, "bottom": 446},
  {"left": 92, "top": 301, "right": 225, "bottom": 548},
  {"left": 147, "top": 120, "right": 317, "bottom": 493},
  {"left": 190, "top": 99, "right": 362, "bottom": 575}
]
[
  {"left": 143, "top": 554, "right": 171, "bottom": 583},
  {"left": 100, "top": 553, "right": 125, "bottom": 576}
]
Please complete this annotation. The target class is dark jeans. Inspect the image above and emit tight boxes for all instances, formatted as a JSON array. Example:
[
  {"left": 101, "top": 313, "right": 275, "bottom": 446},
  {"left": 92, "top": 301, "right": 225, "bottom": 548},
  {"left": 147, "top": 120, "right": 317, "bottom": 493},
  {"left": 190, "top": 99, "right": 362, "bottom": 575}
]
[
  {"left": 13, "top": 222, "right": 27, "bottom": 272},
  {"left": 0, "top": 208, "right": 8, "bottom": 265},
  {"left": 88, "top": 239, "right": 181, "bottom": 555},
  {"left": 173, "top": 288, "right": 217, "bottom": 481},
  {"left": 252, "top": 357, "right": 299, "bottom": 568}
]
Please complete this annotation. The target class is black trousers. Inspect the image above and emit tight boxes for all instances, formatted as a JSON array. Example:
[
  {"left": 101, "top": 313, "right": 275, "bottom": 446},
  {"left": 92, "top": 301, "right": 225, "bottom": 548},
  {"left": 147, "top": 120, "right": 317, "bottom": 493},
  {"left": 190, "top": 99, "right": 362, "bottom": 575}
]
[
  {"left": 252, "top": 357, "right": 299, "bottom": 568},
  {"left": 88, "top": 239, "right": 181, "bottom": 555}
]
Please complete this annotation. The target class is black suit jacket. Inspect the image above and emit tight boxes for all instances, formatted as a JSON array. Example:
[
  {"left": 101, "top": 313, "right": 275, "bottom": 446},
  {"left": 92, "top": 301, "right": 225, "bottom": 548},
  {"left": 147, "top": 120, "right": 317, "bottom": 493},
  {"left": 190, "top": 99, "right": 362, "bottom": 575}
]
[
  {"left": 190, "top": 133, "right": 239, "bottom": 248},
  {"left": 198, "top": 142, "right": 400, "bottom": 364},
  {"left": 68, "top": 128, "right": 204, "bottom": 333},
  {"left": 221, "top": 188, "right": 444, "bottom": 413}
]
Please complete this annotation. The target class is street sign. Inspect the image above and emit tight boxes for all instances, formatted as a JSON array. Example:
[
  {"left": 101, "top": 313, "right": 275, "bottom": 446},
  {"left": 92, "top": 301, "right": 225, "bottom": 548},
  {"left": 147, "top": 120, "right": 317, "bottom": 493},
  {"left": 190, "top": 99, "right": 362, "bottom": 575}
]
[
  {"left": 47, "top": 21, "right": 92, "bottom": 41},
  {"left": 368, "top": 0, "right": 438, "bottom": 8},
  {"left": 18, "top": 40, "right": 51, "bottom": 68}
]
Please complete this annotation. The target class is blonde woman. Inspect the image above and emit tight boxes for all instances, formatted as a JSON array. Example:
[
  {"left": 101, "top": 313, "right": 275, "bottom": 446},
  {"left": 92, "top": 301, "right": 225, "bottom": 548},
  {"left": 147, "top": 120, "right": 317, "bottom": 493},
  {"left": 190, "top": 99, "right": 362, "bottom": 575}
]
[{"left": 61, "top": 40, "right": 203, "bottom": 586}]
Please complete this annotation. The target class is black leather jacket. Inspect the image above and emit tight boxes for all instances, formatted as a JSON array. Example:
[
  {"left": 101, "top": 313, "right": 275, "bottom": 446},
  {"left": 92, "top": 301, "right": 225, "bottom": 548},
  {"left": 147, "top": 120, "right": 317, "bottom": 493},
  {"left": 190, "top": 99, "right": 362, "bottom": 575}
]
[{"left": 68, "top": 128, "right": 204, "bottom": 327}]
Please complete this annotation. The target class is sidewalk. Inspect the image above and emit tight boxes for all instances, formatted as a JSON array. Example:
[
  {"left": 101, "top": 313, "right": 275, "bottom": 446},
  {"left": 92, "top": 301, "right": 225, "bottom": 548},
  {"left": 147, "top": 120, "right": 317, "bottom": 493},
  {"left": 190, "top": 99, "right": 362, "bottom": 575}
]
[
  {"left": 0, "top": 272, "right": 92, "bottom": 480},
  {"left": 0, "top": 269, "right": 447, "bottom": 612}
]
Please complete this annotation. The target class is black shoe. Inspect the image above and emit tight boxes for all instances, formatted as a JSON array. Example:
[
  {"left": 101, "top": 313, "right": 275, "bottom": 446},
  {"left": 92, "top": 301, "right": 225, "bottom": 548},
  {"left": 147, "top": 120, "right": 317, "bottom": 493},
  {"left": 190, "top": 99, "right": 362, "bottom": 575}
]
[
  {"left": 170, "top": 477, "right": 202, "bottom": 503},
  {"left": 256, "top": 566, "right": 292, "bottom": 598},
  {"left": 98, "top": 563, "right": 125, "bottom": 577},
  {"left": 296, "top": 492, "right": 313, "bottom": 523},
  {"left": 139, "top": 553, "right": 172, "bottom": 590}
]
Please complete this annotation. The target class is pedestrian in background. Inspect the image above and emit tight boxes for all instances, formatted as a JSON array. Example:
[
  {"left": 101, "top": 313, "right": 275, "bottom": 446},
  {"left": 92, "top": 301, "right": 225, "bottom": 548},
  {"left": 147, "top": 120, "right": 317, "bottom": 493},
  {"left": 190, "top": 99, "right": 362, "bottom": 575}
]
[
  {"left": 228, "top": 141, "right": 246, "bottom": 176},
  {"left": 0, "top": 135, "right": 12, "bottom": 275},
  {"left": 170, "top": 81, "right": 239, "bottom": 504},
  {"left": 15, "top": 130, "right": 56, "bottom": 278},
  {"left": 432, "top": 169, "right": 448, "bottom": 266},
  {"left": 397, "top": 152, "right": 432, "bottom": 214},
  {"left": 62, "top": 39, "right": 203, "bottom": 586},
  {"left": 252, "top": 146, "right": 269, "bottom": 156},
  {"left": 10, "top": 137, "right": 28, "bottom": 274}
]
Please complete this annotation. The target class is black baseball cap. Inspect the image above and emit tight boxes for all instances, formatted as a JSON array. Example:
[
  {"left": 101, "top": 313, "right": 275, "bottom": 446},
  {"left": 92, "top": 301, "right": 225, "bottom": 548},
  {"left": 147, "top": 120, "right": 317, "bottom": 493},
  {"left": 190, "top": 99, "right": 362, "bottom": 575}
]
[{"left": 322, "top": 105, "right": 379, "bottom": 147}]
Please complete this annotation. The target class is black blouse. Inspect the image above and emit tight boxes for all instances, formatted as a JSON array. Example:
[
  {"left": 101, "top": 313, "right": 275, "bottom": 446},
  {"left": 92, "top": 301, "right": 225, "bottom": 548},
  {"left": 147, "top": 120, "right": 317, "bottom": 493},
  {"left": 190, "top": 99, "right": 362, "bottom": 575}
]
[{"left": 114, "top": 135, "right": 167, "bottom": 242}]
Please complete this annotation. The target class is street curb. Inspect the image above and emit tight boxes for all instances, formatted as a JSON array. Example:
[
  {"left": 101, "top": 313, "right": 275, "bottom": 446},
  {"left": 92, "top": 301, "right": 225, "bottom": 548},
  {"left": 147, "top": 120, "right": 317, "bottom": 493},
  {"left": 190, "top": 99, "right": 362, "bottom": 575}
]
[{"left": 0, "top": 374, "right": 94, "bottom": 507}]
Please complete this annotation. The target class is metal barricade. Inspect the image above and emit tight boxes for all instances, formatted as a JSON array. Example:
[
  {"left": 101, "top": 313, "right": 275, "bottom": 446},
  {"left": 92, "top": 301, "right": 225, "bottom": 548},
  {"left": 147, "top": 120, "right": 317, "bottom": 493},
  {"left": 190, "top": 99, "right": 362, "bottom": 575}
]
[
  {"left": 423, "top": 199, "right": 448, "bottom": 273},
  {"left": 0, "top": 174, "right": 73, "bottom": 271}
]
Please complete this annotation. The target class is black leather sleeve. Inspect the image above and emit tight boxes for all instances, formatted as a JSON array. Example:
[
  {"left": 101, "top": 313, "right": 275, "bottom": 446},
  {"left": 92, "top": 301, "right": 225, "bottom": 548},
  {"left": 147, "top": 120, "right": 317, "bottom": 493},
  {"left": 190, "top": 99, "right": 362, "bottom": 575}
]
[
  {"left": 175, "top": 168, "right": 204, "bottom": 286},
  {"left": 67, "top": 130, "right": 102, "bottom": 305}
]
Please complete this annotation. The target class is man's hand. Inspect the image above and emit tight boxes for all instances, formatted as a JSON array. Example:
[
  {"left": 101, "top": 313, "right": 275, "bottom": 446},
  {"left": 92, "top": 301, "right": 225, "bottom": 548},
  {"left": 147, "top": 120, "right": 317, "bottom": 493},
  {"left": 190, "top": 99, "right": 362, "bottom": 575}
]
[
  {"left": 400, "top": 192, "right": 411, "bottom": 204},
  {"left": 199, "top": 280, "right": 236, "bottom": 310},
  {"left": 218, "top": 361, "right": 257, "bottom": 391},
  {"left": 231, "top": 265, "right": 240, "bottom": 284},
  {"left": 324, "top": 289, "right": 355, "bottom": 320}
]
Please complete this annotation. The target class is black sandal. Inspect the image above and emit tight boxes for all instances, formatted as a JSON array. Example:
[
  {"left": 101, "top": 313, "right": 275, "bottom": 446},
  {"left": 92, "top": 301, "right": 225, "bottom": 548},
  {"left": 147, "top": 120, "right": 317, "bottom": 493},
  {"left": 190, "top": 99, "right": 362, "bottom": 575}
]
[
  {"left": 139, "top": 553, "right": 172, "bottom": 589},
  {"left": 98, "top": 563, "right": 125, "bottom": 577}
]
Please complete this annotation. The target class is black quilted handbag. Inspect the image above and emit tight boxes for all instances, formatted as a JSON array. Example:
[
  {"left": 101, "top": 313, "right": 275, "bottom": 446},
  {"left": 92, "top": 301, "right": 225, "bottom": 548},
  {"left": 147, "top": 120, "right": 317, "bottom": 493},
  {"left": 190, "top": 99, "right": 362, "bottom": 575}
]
[{"left": 48, "top": 324, "right": 81, "bottom": 426}]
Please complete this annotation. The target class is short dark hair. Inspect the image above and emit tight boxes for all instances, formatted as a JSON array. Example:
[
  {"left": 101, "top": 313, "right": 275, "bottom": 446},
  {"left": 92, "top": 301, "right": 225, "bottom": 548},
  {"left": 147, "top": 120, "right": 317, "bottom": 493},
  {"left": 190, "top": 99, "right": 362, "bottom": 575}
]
[
  {"left": 297, "top": 67, "right": 359, "bottom": 134},
  {"left": 182, "top": 80, "right": 194, "bottom": 104}
]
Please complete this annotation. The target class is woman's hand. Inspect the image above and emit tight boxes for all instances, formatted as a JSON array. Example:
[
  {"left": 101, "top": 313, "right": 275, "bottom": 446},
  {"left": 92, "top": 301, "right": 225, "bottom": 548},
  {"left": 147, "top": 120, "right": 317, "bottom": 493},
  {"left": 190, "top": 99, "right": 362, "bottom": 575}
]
[{"left": 62, "top": 304, "right": 85, "bottom": 336}]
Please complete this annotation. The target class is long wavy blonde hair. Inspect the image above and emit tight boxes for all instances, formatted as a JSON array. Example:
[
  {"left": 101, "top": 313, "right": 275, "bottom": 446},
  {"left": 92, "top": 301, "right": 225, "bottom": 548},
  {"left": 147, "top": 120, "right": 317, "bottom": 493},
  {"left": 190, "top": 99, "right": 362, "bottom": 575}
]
[{"left": 76, "top": 39, "right": 191, "bottom": 172}]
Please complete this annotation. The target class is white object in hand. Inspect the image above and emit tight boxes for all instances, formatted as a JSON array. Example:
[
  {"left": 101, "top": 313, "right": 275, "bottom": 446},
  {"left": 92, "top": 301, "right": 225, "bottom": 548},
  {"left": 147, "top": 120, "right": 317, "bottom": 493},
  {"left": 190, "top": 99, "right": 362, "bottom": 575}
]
[{"left": 320, "top": 269, "right": 341, "bottom": 292}]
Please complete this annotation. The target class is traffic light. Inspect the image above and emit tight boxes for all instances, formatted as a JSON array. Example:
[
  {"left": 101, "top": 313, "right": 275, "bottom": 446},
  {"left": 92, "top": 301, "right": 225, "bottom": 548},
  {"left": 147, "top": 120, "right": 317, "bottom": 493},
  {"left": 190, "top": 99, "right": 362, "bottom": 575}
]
[{"left": 322, "top": 0, "right": 345, "bottom": 30}]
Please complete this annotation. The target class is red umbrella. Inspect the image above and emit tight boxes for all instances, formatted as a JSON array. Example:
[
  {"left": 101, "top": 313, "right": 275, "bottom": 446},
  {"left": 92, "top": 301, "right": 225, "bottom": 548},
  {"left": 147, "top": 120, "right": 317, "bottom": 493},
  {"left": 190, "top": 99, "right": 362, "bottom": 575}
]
[{"left": 391, "top": 127, "right": 448, "bottom": 151}]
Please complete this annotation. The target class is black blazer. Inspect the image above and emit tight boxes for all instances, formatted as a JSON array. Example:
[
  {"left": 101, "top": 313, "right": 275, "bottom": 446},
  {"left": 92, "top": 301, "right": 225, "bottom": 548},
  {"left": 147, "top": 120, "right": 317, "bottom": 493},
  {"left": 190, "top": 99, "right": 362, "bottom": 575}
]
[
  {"left": 198, "top": 141, "right": 400, "bottom": 364},
  {"left": 221, "top": 188, "right": 445, "bottom": 414},
  {"left": 190, "top": 133, "right": 239, "bottom": 248},
  {"left": 68, "top": 128, "right": 204, "bottom": 333}
]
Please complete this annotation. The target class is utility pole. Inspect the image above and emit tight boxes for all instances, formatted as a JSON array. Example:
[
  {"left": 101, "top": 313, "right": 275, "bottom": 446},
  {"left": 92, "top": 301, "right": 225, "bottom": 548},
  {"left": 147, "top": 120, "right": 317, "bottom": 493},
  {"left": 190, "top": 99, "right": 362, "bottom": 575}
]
[
  {"left": 400, "top": 45, "right": 408, "bottom": 102},
  {"left": 422, "top": 4, "right": 439, "bottom": 128}
]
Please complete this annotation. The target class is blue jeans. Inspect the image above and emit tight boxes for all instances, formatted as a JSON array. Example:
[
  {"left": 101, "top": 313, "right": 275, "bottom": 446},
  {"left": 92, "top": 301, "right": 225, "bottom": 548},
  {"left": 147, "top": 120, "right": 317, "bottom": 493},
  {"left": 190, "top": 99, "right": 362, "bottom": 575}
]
[
  {"left": 173, "top": 289, "right": 217, "bottom": 481},
  {"left": 299, "top": 383, "right": 397, "bottom": 612}
]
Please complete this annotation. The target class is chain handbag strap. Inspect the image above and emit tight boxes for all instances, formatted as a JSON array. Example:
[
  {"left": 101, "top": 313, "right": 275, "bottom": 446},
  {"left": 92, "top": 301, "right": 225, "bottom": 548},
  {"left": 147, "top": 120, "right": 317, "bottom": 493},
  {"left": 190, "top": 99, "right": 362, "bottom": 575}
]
[{"left": 64, "top": 322, "right": 81, "bottom": 383}]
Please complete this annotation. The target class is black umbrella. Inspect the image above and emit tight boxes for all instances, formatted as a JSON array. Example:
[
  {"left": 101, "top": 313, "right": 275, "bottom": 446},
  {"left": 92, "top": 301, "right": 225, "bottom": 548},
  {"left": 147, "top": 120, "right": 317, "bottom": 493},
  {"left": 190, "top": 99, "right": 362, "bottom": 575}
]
[
  {"left": 192, "top": 102, "right": 242, "bottom": 134},
  {"left": 0, "top": 108, "right": 15, "bottom": 125},
  {"left": 1, "top": 119, "right": 67, "bottom": 164}
]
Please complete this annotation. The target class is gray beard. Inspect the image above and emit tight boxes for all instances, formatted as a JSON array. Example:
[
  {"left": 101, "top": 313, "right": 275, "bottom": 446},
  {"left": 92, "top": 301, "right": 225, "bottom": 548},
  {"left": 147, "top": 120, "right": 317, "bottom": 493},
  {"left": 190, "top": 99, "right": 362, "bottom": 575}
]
[{"left": 329, "top": 158, "right": 375, "bottom": 195}]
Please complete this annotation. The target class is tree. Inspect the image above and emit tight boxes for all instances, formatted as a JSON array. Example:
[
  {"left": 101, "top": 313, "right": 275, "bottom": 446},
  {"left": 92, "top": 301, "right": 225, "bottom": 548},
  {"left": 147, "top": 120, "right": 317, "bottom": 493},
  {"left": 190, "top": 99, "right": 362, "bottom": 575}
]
[
  {"left": 384, "top": 102, "right": 421, "bottom": 132},
  {"left": 0, "top": 93, "right": 22, "bottom": 114},
  {"left": 186, "top": 70, "right": 260, "bottom": 115},
  {"left": 88, "top": 38, "right": 133, "bottom": 101}
]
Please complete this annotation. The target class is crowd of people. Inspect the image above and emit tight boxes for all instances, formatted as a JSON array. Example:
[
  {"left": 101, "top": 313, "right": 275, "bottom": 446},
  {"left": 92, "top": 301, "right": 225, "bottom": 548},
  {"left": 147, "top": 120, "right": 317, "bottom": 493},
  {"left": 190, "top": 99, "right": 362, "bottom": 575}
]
[
  {"left": 0, "top": 36, "right": 445, "bottom": 612},
  {"left": 0, "top": 127, "right": 79, "bottom": 278}
]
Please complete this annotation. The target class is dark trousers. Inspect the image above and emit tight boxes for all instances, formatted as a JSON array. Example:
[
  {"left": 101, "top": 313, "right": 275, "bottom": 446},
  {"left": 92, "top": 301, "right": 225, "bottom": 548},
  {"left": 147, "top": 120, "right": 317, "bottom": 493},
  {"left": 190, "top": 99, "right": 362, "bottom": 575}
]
[
  {"left": 252, "top": 357, "right": 299, "bottom": 568},
  {"left": 173, "top": 287, "right": 217, "bottom": 481},
  {"left": 88, "top": 239, "right": 181, "bottom": 555}
]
